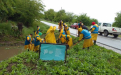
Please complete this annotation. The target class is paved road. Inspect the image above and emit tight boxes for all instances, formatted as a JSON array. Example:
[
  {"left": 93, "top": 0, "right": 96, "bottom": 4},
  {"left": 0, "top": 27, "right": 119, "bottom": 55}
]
[{"left": 41, "top": 21, "right": 121, "bottom": 50}]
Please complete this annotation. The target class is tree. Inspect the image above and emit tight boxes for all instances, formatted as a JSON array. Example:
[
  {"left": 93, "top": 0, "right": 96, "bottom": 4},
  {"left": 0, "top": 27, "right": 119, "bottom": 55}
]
[
  {"left": 0, "top": 0, "right": 45, "bottom": 27},
  {"left": 90, "top": 18, "right": 98, "bottom": 24},
  {"left": 0, "top": 0, "right": 15, "bottom": 22},
  {"left": 112, "top": 12, "right": 121, "bottom": 27},
  {"left": 44, "top": 9, "right": 55, "bottom": 21},
  {"left": 43, "top": 9, "right": 99, "bottom": 26},
  {"left": 77, "top": 13, "right": 91, "bottom": 26},
  {"left": 65, "top": 12, "right": 74, "bottom": 24}
]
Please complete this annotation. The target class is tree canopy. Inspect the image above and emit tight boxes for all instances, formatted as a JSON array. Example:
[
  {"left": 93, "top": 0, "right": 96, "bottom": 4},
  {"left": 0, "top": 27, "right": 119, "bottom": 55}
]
[
  {"left": 44, "top": 9, "right": 98, "bottom": 26},
  {"left": 0, "top": 0, "right": 45, "bottom": 27},
  {"left": 112, "top": 12, "right": 121, "bottom": 27}
]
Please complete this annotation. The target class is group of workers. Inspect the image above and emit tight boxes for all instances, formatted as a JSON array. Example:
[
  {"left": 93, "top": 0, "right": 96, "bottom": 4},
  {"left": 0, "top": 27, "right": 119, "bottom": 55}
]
[
  {"left": 24, "top": 20, "right": 99, "bottom": 52},
  {"left": 24, "top": 26, "right": 45, "bottom": 52},
  {"left": 58, "top": 20, "right": 99, "bottom": 49},
  {"left": 58, "top": 21, "right": 73, "bottom": 47},
  {"left": 77, "top": 21, "right": 99, "bottom": 49}
]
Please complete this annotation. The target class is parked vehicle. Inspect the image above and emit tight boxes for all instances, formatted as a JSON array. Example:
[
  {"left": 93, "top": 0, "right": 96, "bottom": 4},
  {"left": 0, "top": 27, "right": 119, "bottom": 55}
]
[
  {"left": 70, "top": 23, "right": 78, "bottom": 29},
  {"left": 90, "top": 22, "right": 121, "bottom": 38}
]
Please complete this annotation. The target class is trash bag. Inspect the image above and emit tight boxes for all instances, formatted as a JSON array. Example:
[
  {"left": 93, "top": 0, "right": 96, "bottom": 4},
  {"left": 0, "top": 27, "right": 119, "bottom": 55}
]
[{"left": 39, "top": 32, "right": 42, "bottom": 36}]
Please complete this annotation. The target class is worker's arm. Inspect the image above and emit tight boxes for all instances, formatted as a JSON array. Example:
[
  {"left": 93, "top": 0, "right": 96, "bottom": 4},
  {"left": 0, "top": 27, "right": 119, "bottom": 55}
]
[
  {"left": 61, "top": 35, "right": 70, "bottom": 41},
  {"left": 59, "top": 34, "right": 62, "bottom": 39},
  {"left": 79, "top": 34, "right": 83, "bottom": 41},
  {"left": 50, "top": 26, "right": 56, "bottom": 32},
  {"left": 37, "top": 37, "right": 42, "bottom": 41},
  {"left": 67, "top": 35, "right": 70, "bottom": 38},
  {"left": 91, "top": 28, "right": 95, "bottom": 32},
  {"left": 59, "top": 30, "right": 63, "bottom": 39},
  {"left": 61, "top": 35, "right": 66, "bottom": 38},
  {"left": 30, "top": 38, "right": 33, "bottom": 44}
]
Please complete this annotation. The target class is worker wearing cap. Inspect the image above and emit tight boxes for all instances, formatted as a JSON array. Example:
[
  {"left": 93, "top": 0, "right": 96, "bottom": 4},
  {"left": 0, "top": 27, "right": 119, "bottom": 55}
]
[
  {"left": 45, "top": 26, "right": 56, "bottom": 44},
  {"left": 58, "top": 20, "right": 63, "bottom": 31},
  {"left": 62, "top": 34, "right": 73, "bottom": 47},
  {"left": 78, "top": 28, "right": 93, "bottom": 49},
  {"left": 59, "top": 28, "right": 66, "bottom": 44},
  {"left": 63, "top": 23, "right": 70, "bottom": 35},
  {"left": 24, "top": 34, "right": 33, "bottom": 51},
  {"left": 34, "top": 32, "right": 42, "bottom": 52},
  {"left": 91, "top": 22, "right": 99, "bottom": 45}
]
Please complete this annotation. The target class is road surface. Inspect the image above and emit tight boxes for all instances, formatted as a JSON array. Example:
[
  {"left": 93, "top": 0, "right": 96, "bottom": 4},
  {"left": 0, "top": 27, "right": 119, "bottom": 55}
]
[{"left": 41, "top": 21, "right": 121, "bottom": 54}]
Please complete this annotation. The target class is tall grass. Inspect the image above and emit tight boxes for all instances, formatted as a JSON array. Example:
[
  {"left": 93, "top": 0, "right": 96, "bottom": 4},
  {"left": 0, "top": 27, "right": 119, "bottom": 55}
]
[
  {"left": 0, "top": 22, "right": 12, "bottom": 35},
  {"left": 22, "top": 21, "right": 51, "bottom": 39},
  {"left": 22, "top": 27, "right": 34, "bottom": 38},
  {"left": 0, "top": 20, "right": 51, "bottom": 41}
]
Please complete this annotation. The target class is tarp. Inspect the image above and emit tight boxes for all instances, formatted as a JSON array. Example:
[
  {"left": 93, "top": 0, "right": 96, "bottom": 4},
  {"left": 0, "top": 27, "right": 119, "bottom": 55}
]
[{"left": 39, "top": 43, "right": 68, "bottom": 61}]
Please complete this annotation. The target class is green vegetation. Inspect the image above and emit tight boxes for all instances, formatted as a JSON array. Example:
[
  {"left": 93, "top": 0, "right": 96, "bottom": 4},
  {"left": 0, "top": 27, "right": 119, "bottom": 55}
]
[
  {"left": 0, "top": 0, "right": 121, "bottom": 74},
  {"left": 44, "top": 9, "right": 98, "bottom": 26},
  {"left": 0, "top": 21, "right": 51, "bottom": 42},
  {"left": 112, "top": 12, "right": 121, "bottom": 27},
  {"left": 0, "top": 0, "right": 45, "bottom": 42},
  {"left": 0, "top": 39, "right": 121, "bottom": 74},
  {"left": 0, "top": 0, "right": 44, "bottom": 27}
]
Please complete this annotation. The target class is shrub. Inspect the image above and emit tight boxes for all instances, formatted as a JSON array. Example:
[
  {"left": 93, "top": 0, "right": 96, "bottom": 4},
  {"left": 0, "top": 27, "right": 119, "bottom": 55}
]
[{"left": 0, "top": 23, "right": 11, "bottom": 35}]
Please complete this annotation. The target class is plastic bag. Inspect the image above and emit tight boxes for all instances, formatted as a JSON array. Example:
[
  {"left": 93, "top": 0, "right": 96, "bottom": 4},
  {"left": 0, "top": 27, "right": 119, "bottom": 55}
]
[{"left": 39, "top": 32, "right": 42, "bottom": 36}]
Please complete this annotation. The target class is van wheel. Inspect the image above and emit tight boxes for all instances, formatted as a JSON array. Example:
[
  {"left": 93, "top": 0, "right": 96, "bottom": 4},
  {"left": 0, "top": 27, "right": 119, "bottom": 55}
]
[
  {"left": 99, "top": 32, "right": 103, "bottom": 35},
  {"left": 104, "top": 30, "right": 108, "bottom": 37},
  {"left": 113, "top": 34, "right": 118, "bottom": 38}
]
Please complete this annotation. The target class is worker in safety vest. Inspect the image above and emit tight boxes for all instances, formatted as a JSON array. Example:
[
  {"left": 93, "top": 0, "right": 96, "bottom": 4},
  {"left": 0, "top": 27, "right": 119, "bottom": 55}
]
[
  {"left": 62, "top": 34, "right": 73, "bottom": 47},
  {"left": 30, "top": 38, "right": 35, "bottom": 51},
  {"left": 59, "top": 28, "right": 66, "bottom": 44},
  {"left": 78, "top": 28, "right": 93, "bottom": 49},
  {"left": 24, "top": 34, "right": 33, "bottom": 51},
  {"left": 34, "top": 32, "right": 42, "bottom": 52},
  {"left": 90, "top": 22, "right": 99, "bottom": 45},
  {"left": 45, "top": 26, "right": 56, "bottom": 44},
  {"left": 58, "top": 20, "right": 63, "bottom": 31},
  {"left": 63, "top": 23, "right": 70, "bottom": 35},
  {"left": 37, "top": 26, "right": 40, "bottom": 32}
]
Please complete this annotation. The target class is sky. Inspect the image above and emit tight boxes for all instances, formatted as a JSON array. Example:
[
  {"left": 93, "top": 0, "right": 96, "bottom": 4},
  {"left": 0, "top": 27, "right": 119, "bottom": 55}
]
[{"left": 42, "top": 0, "right": 121, "bottom": 23}]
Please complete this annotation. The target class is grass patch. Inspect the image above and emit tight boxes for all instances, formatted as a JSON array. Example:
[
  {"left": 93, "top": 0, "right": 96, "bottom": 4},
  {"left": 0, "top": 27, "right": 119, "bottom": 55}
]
[
  {"left": 119, "top": 35, "right": 121, "bottom": 37},
  {"left": 0, "top": 40, "right": 121, "bottom": 74}
]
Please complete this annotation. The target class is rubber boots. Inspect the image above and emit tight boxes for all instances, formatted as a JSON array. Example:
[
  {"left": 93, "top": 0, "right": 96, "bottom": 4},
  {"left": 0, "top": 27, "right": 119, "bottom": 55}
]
[{"left": 94, "top": 40, "right": 96, "bottom": 45}]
